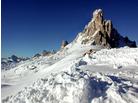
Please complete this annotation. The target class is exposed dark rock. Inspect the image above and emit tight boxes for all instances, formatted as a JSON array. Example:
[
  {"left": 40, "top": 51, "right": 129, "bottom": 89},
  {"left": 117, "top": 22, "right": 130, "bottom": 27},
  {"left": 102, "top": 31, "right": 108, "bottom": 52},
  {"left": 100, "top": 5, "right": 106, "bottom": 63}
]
[
  {"left": 33, "top": 53, "right": 41, "bottom": 58},
  {"left": 42, "top": 50, "right": 55, "bottom": 56},
  {"left": 11, "top": 55, "right": 19, "bottom": 62},
  {"left": 61, "top": 40, "right": 69, "bottom": 49},
  {"left": 1, "top": 56, "right": 30, "bottom": 70},
  {"left": 42, "top": 50, "right": 51, "bottom": 56}
]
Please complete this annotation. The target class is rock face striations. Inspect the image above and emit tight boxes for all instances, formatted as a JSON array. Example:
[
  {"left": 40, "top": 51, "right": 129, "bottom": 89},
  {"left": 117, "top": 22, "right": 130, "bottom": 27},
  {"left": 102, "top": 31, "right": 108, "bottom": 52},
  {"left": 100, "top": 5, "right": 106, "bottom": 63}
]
[{"left": 75, "top": 9, "right": 136, "bottom": 48}]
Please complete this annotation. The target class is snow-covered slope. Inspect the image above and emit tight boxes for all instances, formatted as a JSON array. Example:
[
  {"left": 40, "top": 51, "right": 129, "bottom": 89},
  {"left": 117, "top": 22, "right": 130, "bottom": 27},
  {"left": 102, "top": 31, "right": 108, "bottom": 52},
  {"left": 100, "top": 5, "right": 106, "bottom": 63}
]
[
  {"left": 1, "top": 44, "right": 95, "bottom": 99},
  {"left": 2, "top": 46, "right": 138, "bottom": 103},
  {"left": 1, "top": 9, "right": 138, "bottom": 103}
]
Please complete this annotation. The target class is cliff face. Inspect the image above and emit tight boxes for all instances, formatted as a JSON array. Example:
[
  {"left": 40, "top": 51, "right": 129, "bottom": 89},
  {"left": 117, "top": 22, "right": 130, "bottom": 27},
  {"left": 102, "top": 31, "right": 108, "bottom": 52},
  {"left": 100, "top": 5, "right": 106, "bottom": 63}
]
[{"left": 74, "top": 9, "right": 136, "bottom": 48}]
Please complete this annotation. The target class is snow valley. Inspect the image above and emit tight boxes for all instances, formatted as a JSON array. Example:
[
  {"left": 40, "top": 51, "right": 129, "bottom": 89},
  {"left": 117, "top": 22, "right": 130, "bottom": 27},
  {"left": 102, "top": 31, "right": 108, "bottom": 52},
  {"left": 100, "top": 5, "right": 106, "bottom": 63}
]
[{"left": 1, "top": 9, "right": 138, "bottom": 103}]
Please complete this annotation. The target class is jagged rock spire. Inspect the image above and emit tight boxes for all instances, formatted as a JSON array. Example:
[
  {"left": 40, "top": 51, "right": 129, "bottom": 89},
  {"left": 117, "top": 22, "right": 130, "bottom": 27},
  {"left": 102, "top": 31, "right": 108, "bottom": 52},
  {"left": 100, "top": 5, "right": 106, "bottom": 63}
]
[
  {"left": 93, "top": 9, "right": 103, "bottom": 27},
  {"left": 75, "top": 9, "right": 136, "bottom": 48}
]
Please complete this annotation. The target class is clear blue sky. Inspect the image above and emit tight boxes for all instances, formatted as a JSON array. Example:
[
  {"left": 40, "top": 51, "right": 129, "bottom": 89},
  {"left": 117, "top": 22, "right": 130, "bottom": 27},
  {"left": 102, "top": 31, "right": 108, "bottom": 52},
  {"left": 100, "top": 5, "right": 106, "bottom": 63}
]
[{"left": 2, "top": 0, "right": 138, "bottom": 57}]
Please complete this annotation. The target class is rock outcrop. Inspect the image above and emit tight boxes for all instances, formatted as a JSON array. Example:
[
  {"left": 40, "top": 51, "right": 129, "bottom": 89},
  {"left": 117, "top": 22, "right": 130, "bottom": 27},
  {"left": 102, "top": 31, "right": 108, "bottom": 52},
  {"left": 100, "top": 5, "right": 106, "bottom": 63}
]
[
  {"left": 61, "top": 40, "right": 69, "bottom": 49},
  {"left": 42, "top": 50, "right": 53, "bottom": 56},
  {"left": 33, "top": 53, "right": 41, "bottom": 58},
  {"left": 75, "top": 9, "right": 136, "bottom": 48}
]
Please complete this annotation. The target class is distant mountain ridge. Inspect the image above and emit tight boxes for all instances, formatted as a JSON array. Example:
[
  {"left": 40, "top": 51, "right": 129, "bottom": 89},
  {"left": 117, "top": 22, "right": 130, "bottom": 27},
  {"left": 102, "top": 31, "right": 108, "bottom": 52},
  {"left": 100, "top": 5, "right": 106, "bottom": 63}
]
[{"left": 1, "top": 55, "right": 29, "bottom": 70}]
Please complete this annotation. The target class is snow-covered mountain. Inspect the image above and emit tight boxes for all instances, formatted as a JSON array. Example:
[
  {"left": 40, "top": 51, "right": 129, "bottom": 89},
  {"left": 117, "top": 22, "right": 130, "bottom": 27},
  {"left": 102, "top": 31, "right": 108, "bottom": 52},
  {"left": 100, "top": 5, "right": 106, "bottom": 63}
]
[
  {"left": 1, "top": 9, "right": 138, "bottom": 103},
  {"left": 1, "top": 55, "right": 30, "bottom": 70},
  {"left": 1, "top": 51, "right": 56, "bottom": 71}
]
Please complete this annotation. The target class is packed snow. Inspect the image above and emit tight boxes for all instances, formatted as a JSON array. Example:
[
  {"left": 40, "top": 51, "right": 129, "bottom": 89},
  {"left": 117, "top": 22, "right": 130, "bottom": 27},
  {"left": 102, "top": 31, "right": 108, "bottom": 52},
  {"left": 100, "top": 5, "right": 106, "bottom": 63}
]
[{"left": 1, "top": 45, "right": 138, "bottom": 103}]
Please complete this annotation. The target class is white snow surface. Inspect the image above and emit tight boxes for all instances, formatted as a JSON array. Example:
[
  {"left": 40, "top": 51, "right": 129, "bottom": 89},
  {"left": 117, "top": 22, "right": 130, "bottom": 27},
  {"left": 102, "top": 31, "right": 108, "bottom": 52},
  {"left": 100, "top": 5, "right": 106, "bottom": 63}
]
[{"left": 1, "top": 45, "right": 138, "bottom": 103}]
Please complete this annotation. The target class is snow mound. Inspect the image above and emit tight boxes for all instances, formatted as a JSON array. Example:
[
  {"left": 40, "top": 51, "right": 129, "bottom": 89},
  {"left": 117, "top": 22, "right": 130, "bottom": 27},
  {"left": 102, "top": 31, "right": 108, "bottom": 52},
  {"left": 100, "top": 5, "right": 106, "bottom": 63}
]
[
  {"left": 2, "top": 59, "right": 138, "bottom": 103},
  {"left": 82, "top": 48, "right": 138, "bottom": 68}
]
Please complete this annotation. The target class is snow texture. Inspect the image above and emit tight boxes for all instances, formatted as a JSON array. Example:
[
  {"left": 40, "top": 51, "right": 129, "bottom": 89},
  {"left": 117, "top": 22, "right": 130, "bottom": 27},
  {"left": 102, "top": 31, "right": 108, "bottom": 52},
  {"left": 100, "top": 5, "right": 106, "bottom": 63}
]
[{"left": 1, "top": 46, "right": 138, "bottom": 103}]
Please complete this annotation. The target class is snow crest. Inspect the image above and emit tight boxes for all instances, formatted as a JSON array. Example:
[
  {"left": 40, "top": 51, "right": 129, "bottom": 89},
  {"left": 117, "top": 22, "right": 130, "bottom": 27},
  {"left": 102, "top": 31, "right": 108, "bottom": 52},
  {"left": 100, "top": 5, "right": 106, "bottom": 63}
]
[{"left": 83, "top": 47, "right": 138, "bottom": 68}]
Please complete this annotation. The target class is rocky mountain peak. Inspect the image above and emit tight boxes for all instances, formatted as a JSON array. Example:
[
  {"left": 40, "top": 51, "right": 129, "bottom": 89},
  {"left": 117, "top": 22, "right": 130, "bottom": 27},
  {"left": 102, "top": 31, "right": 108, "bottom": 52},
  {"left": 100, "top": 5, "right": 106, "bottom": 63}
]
[
  {"left": 74, "top": 9, "right": 136, "bottom": 48},
  {"left": 93, "top": 9, "right": 103, "bottom": 25}
]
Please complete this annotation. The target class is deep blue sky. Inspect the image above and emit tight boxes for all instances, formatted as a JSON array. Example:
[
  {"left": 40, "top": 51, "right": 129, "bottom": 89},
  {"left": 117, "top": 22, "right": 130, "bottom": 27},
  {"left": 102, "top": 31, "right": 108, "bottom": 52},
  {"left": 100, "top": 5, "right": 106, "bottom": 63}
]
[{"left": 2, "top": 0, "right": 138, "bottom": 57}]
